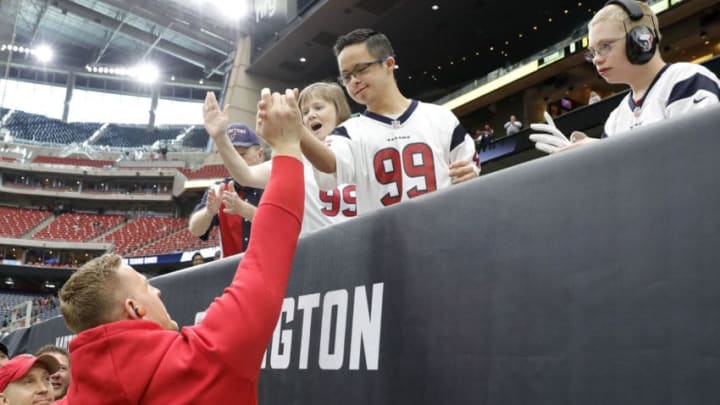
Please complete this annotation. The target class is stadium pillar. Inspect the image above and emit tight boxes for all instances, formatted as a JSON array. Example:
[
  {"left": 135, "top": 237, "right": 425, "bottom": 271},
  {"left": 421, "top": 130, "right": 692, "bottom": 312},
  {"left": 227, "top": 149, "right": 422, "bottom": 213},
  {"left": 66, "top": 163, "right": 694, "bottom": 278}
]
[
  {"left": 62, "top": 73, "right": 75, "bottom": 123},
  {"left": 149, "top": 84, "right": 159, "bottom": 128},
  {"left": 206, "top": 35, "right": 291, "bottom": 163}
]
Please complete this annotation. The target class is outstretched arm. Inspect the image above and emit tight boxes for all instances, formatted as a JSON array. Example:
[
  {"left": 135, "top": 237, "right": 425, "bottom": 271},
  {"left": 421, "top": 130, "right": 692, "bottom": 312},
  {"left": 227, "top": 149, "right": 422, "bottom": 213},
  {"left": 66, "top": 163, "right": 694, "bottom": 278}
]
[
  {"left": 203, "top": 92, "right": 271, "bottom": 188},
  {"left": 191, "top": 89, "right": 305, "bottom": 380},
  {"left": 300, "top": 127, "right": 337, "bottom": 173}
]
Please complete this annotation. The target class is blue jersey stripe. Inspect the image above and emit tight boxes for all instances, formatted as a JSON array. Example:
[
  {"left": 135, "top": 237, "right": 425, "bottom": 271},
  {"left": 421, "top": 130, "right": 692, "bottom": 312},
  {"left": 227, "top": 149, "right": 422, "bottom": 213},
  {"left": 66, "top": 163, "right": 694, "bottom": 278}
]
[
  {"left": 330, "top": 125, "right": 350, "bottom": 138},
  {"left": 667, "top": 73, "right": 720, "bottom": 106},
  {"left": 450, "top": 124, "right": 468, "bottom": 151}
]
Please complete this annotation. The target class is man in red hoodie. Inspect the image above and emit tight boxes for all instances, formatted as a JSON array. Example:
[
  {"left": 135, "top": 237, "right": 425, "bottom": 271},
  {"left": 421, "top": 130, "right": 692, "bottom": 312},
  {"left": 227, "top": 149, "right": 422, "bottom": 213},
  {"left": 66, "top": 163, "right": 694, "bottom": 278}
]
[{"left": 57, "top": 88, "right": 305, "bottom": 405}]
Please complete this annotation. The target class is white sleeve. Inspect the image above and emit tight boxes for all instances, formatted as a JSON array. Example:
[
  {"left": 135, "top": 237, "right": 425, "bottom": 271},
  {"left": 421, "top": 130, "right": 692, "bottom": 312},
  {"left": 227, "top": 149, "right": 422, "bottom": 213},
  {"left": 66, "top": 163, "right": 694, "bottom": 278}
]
[
  {"left": 313, "top": 134, "right": 355, "bottom": 191},
  {"left": 665, "top": 65, "right": 720, "bottom": 119}
]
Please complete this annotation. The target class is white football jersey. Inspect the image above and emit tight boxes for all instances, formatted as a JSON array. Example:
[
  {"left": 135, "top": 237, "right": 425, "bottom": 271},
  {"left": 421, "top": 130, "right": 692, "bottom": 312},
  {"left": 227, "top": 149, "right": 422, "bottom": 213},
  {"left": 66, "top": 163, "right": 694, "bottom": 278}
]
[
  {"left": 302, "top": 159, "right": 356, "bottom": 235},
  {"left": 314, "top": 100, "right": 478, "bottom": 214},
  {"left": 604, "top": 63, "right": 720, "bottom": 137}
]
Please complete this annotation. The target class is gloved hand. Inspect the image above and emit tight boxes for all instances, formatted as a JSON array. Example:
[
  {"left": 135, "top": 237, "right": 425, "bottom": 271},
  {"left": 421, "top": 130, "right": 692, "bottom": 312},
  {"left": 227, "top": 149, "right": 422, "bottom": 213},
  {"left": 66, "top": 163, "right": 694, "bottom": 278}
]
[{"left": 529, "top": 112, "right": 571, "bottom": 154}]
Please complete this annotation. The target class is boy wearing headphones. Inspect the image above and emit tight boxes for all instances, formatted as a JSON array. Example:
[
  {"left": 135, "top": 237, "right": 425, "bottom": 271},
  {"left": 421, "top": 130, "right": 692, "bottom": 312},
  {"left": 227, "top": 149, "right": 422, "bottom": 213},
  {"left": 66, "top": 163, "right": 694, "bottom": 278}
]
[{"left": 530, "top": 0, "right": 720, "bottom": 153}]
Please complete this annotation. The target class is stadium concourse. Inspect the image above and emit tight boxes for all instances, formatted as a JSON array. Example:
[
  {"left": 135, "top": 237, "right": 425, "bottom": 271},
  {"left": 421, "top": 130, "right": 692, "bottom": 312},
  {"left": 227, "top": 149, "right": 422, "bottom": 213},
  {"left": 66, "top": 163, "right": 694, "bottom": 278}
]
[{"left": 0, "top": 0, "right": 719, "bottom": 404}]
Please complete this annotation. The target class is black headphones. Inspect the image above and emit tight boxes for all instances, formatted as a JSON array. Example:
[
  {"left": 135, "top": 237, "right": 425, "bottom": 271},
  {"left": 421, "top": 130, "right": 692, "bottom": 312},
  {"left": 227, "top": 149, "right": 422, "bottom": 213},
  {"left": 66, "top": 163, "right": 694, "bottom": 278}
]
[{"left": 605, "top": 0, "right": 659, "bottom": 65}]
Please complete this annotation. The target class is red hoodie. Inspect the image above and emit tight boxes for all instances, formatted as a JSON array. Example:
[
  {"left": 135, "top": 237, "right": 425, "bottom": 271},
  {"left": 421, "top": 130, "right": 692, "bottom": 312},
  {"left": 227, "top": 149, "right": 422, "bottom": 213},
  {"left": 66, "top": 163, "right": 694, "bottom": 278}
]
[{"left": 58, "top": 156, "right": 304, "bottom": 405}]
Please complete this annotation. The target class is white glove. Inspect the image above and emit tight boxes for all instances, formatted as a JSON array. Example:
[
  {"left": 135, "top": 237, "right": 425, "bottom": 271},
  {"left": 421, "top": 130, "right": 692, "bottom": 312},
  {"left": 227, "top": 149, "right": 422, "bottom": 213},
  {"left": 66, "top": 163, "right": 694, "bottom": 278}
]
[{"left": 529, "top": 112, "right": 571, "bottom": 154}]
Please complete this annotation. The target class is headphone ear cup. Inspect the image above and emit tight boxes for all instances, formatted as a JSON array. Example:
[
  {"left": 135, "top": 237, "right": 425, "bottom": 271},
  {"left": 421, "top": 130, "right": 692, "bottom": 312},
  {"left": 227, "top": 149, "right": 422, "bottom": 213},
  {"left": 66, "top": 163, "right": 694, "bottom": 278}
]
[
  {"left": 134, "top": 306, "right": 147, "bottom": 317},
  {"left": 626, "top": 25, "right": 657, "bottom": 64}
]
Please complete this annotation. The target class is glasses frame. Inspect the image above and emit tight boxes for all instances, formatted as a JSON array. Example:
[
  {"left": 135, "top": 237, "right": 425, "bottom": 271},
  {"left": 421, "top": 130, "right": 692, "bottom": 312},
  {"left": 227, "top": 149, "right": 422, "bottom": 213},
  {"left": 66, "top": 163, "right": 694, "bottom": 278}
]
[
  {"left": 338, "top": 55, "right": 394, "bottom": 86},
  {"left": 584, "top": 37, "right": 625, "bottom": 63}
]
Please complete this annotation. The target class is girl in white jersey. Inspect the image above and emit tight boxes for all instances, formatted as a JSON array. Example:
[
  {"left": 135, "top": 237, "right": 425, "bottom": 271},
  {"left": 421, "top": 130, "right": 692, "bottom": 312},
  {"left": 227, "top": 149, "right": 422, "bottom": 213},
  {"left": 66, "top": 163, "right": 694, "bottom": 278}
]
[
  {"left": 529, "top": 0, "right": 720, "bottom": 154},
  {"left": 203, "top": 83, "right": 357, "bottom": 236}
]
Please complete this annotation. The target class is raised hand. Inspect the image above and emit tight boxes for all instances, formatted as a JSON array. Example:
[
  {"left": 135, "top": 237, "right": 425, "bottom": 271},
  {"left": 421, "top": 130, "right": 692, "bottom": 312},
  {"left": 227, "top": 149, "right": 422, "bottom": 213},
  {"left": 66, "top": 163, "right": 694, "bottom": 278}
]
[
  {"left": 528, "top": 112, "right": 571, "bottom": 154},
  {"left": 221, "top": 184, "right": 256, "bottom": 219},
  {"left": 256, "top": 88, "right": 303, "bottom": 157},
  {"left": 449, "top": 160, "right": 480, "bottom": 184},
  {"left": 203, "top": 92, "right": 230, "bottom": 140},
  {"left": 205, "top": 186, "right": 222, "bottom": 215}
]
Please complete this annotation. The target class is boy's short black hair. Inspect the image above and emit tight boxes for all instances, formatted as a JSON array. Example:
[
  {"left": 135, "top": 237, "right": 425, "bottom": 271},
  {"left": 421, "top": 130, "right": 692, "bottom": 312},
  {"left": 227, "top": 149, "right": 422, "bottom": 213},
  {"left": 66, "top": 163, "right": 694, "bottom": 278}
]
[{"left": 334, "top": 28, "right": 395, "bottom": 58}]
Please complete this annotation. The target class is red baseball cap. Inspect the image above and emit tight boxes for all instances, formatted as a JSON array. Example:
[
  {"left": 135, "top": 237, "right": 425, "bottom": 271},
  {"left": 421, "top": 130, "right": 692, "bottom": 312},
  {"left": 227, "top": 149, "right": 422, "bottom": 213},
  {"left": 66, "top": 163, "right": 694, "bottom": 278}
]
[{"left": 0, "top": 354, "right": 60, "bottom": 391}]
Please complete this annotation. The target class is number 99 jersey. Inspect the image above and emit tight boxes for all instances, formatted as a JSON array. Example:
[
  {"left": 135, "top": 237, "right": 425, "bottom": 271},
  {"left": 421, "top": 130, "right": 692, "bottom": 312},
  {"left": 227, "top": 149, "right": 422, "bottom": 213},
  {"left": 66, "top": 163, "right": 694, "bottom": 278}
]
[
  {"left": 302, "top": 159, "right": 356, "bottom": 235},
  {"left": 314, "top": 100, "right": 477, "bottom": 215}
]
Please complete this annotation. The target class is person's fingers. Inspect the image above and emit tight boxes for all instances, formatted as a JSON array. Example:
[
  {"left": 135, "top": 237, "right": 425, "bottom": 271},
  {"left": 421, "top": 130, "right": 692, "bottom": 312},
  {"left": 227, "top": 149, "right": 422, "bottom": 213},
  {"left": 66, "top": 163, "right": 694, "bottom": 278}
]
[
  {"left": 285, "top": 88, "right": 298, "bottom": 109},
  {"left": 543, "top": 111, "right": 556, "bottom": 128},
  {"left": 535, "top": 142, "right": 558, "bottom": 154},
  {"left": 530, "top": 123, "right": 558, "bottom": 134},
  {"left": 449, "top": 160, "right": 468, "bottom": 169},
  {"left": 451, "top": 171, "right": 475, "bottom": 184},
  {"left": 569, "top": 131, "right": 588, "bottom": 143},
  {"left": 529, "top": 134, "right": 568, "bottom": 148},
  {"left": 449, "top": 162, "right": 471, "bottom": 178},
  {"left": 261, "top": 88, "right": 272, "bottom": 109},
  {"left": 271, "top": 92, "right": 282, "bottom": 110}
]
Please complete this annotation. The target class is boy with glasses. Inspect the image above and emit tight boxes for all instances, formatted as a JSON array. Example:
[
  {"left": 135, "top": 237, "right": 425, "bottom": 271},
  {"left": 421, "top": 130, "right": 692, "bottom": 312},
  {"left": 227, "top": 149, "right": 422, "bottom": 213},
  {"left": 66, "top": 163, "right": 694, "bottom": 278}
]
[
  {"left": 530, "top": 0, "right": 720, "bottom": 153},
  {"left": 298, "top": 29, "right": 479, "bottom": 214}
]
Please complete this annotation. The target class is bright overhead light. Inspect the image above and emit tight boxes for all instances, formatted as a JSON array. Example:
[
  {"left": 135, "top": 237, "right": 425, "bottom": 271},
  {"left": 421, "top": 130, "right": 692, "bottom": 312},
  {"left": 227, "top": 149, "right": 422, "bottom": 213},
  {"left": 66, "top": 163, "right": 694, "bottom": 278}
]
[
  {"left": 132, "top": 63, "right": 159, "bottom": 83},
  {"left": 203, "top": 0, "right": 247, "bottom": 20},
  {"left": 431, "top": 5, "right": 439, "bottom": 10},
  {"left": 35, "top": 45, "right": 53, "bottom": 62},
  {"left": 299, "top": 57, "right": 307, "bottom": 63}
]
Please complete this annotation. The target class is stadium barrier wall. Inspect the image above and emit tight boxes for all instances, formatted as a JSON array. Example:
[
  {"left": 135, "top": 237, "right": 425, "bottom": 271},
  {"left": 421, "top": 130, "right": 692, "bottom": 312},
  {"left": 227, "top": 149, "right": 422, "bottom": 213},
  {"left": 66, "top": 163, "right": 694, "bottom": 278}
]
[{"left": 3, "top": 105, "right": 720, "bottom": 404}]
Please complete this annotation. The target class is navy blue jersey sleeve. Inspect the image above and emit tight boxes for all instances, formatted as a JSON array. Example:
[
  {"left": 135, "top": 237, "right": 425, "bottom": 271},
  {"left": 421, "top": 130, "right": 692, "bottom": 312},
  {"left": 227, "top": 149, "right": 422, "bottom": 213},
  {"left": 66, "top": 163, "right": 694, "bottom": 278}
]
[
  {"left": 667, "top": 73, "right": 720, "bottom": 106},
  {"left": 450, "top": 123, "right": 468, "bottom": 151}
]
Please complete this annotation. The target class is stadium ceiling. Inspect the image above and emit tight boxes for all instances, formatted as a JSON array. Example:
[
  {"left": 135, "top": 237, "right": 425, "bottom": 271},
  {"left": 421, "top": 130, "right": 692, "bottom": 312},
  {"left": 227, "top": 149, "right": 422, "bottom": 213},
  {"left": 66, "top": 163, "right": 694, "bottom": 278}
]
[{"left": 1, "top": 0, "right": 612, "bottom": 98}]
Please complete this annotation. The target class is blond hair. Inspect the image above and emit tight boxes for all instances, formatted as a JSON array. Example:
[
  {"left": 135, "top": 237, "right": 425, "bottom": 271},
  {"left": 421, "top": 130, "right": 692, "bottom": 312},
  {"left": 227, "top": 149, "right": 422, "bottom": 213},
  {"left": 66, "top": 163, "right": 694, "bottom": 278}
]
[
  {"left": 298, "top": 82, "right": 352, "bottom": 125},
  {"left": 59, "top": 254, "right": 123, "bottom": 333},
  {"left": 590, "top": 1, "right": 661, "bottom": 40}
]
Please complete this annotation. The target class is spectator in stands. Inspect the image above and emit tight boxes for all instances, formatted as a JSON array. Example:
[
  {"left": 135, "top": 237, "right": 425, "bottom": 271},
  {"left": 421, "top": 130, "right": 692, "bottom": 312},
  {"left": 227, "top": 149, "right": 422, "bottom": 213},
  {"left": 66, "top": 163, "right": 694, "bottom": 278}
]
[
  {"left": 188, "top": 124, "right": 265, "bottom": 257},
  {"left": 530, "top": 0, "right": 720, "bottom": 154},
  {"left": 56, "top": 88, "right": 305, "bottom": 404},
  {"left": 203, "top": 82, "right": 357, "bottom": 235},
  {"left": 0, "top": 354, "right": 59, "bottom": 405},
  {"left": 503, "top": 115, "right": 522, "bottom": 136},
  {"left": 191, "top": 252, "right": 204, "bottom": 266},
  {"left": 0, "top": 343, "right": 8, "bottom": 366},
  {"left": 289, "top": 29, "right": 478, "bottom": 215},
  {"left": 481, "top": 124, "right": 494, "bottom": 151},
  {"left": 34, "top": 345, "right": 69, "bottom": 401}
]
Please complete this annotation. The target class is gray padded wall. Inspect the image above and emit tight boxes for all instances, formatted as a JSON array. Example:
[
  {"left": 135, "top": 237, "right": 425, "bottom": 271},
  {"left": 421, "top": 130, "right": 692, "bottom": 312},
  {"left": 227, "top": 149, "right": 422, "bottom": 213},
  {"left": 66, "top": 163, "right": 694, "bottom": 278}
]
[{"left": 5, "top": 105, "right": 720, "bottom": 405}]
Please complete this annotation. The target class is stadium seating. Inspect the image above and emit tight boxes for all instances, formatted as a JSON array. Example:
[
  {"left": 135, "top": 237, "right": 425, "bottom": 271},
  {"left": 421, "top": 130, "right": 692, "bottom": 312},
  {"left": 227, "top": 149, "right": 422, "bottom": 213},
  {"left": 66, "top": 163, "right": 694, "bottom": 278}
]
[
  {"left": 32, "top": 213, "right": 125, "bottom": 242},
  {"left": 96, "top": 124, "right": 181, "bottom": 148},
  {"left": 99, "top": 216, "right": 188, "bottom": 255},
  {"left": 182, "top": 126, "right": 210, "bottom": 148},
  {"left": 2, "top": 111, "right": 100, "bottom": 144},
  {"left": 179, "top": 164, "right": 229, "bottom": 179},
  {"left": 131, "top": 226, "right": 220, "bottom": 256},
  {"left": 0, "top": 207, "right": 52, "bottom": 238},
  {"left": 32, "top": 155, "right": 115, "bottom": 168}
]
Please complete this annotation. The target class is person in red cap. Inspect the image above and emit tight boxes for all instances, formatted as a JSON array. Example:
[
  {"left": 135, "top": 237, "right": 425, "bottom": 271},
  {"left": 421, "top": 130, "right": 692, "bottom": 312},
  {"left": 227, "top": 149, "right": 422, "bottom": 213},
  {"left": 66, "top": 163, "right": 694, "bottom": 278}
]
[
  {"left": 189, "top": 122, "right": 266, "bottom": 257},
  {"left": 0, "top": 354, "right": 59, "bottom": 405}
]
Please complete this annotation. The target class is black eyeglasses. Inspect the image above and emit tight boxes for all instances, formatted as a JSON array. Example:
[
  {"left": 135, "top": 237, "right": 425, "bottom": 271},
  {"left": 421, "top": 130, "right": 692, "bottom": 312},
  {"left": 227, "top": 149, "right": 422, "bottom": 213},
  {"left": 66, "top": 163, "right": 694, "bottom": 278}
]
[
  {"left": 584, "top": 37, "right": 625, "bottom": 62},
  {"left": 338, "top": 55, "right": 394, "bottom": 85}
]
